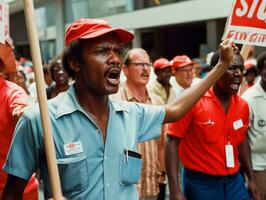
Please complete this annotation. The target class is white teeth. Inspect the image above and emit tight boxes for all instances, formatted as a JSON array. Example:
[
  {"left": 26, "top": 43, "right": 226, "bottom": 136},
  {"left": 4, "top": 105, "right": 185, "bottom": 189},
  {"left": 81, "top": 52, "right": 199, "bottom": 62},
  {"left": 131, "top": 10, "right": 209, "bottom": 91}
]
[{"left": 230, "top": 83, "right": 239, "bottom": 90}]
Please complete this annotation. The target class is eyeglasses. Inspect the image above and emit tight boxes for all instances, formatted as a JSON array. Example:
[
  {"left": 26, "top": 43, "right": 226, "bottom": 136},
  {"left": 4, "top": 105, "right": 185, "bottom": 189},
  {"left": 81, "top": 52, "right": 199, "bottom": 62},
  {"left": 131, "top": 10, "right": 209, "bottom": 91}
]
[{"left": 129, "top": 62, "right": 153, "bottom": 68}]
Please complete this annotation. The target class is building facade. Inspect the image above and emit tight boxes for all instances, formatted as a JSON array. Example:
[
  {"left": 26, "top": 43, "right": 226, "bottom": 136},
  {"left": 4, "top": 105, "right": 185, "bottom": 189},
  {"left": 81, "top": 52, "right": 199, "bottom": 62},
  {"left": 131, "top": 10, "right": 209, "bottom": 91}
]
[{"left": 10, "top": 0, "right": 233, "bottom": 63}]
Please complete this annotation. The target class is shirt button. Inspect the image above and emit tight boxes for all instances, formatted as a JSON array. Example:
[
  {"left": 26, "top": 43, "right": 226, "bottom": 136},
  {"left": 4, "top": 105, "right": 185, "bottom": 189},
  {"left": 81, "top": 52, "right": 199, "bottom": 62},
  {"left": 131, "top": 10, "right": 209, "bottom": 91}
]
[
  {"left": 104, "top": 156, "right": 107, "bottom": 160},
  {"left": 106, "top": 183, "right": 110, "bottom": 187}
]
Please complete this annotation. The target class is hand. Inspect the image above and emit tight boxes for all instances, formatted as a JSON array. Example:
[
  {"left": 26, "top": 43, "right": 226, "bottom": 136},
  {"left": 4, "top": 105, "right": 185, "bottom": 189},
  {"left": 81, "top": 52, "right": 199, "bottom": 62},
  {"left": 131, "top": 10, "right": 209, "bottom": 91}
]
[
  {"left": 170, "top": 191, "right": 187, "bottom": 200},
  {"left": 248, "top": 180, "right": 261, "bottom": 200},
  {"left": 219, "top": 38, "right": 238, "bottom": 66},
  {"left": 12, "top": 105, "right": 27, "bottom": 123}
]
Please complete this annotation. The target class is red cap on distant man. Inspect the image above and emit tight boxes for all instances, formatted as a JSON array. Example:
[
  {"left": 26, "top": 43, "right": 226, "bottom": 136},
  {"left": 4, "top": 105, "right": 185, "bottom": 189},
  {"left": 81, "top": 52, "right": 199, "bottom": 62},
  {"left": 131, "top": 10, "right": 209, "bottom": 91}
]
[
  {"left": 170, "top": 55, "right": 194, "bottom": 69},
  {"left": 153, "top": 58, "right": 170, "bottom": 70},
  {"left": 65, "top": 18, "right": 134, "bottom": 46},
  {"left": 244, "top": 59, "right": 256, "bottom": 70}
]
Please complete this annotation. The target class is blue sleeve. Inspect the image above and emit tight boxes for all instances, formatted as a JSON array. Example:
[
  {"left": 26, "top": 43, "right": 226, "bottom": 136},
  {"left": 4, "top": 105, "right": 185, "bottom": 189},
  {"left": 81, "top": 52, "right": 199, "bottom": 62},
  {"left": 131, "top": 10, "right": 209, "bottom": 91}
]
[
  {"left": 136, "top": 103, "right": 165, "bottom": 143},
  {"left": 3, "top": 107, "right": 42, "bottom": 180}
]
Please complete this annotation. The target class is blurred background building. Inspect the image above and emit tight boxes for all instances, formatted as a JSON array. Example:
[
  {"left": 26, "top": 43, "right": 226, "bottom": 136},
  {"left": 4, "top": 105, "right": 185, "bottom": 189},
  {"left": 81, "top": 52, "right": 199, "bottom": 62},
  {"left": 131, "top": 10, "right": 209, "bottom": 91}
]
[{"left": 9, "top": 0, "right": 234, "bottom": 63}]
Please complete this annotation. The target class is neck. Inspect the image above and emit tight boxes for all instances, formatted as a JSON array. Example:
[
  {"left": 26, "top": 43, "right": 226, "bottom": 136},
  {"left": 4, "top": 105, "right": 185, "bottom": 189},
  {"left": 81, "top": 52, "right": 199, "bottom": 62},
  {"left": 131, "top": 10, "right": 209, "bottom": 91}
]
[
  {"left": 213, "top": 84, "right": 231, "bottom": 103},
  {"left": 75, "top": 82, "right": 109, "bottom": 116},
  {"left": 157, "top": 79, "right": 171, "bottom": 97},
  {"left": 157, "top": 78, "right": 170, "bottom": 87},
  {"left": 126, "top": 81, "right": 148, "bottom": 103},
  {"left": 55, "top": 83, "right": 70, "bottom": 92}
]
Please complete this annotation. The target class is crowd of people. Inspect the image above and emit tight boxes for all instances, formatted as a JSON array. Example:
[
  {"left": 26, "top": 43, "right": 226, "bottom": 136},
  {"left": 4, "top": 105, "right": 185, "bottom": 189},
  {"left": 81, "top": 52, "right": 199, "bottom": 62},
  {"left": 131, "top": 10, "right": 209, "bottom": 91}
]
[{"left": 0, "top": 17, "right": 265, "bottom": 200}]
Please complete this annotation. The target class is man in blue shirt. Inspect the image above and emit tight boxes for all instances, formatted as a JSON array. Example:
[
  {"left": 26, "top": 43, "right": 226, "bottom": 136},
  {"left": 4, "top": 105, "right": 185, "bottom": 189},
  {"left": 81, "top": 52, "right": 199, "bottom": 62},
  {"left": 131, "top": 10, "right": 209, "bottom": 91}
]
[{"left": 2, "top": 18, "right": 238, "bottom": 200}]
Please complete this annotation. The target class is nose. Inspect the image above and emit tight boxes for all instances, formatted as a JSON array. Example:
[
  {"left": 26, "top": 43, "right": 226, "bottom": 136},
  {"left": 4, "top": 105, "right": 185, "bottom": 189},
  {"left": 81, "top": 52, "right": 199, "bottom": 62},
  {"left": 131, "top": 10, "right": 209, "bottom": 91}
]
[
  {"left": 107, "top": 51, "right": 122, "bottom": 67},
  {"left": 234, "top": 68, "right": 242, "bottom": 76}
]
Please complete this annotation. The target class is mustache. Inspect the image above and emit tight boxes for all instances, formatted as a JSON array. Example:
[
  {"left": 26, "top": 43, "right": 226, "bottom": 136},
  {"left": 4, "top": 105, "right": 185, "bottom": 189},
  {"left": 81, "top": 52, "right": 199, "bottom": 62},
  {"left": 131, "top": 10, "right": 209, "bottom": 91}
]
[{"left": 140, "top": 72, "right": 149, "bottom": 77}]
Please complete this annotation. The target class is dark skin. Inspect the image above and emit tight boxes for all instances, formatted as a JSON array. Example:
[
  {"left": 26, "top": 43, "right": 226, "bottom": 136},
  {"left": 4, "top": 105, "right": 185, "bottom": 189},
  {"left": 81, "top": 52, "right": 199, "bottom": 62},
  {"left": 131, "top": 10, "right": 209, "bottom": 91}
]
[
  {"left": 50, "top": 64, "right": 69, "bottom": 98},
  {"left": 2, "top": 37, "right": 237, "bottom": 199},
  {"left": 166, "top": 54, "right": 260, "bottom": 200},
  {"left": 71, "top": 34, "right": 124, "bottom": 142},
  {"left": 154, "top": 66, "right": 172, "bottom": 98}
]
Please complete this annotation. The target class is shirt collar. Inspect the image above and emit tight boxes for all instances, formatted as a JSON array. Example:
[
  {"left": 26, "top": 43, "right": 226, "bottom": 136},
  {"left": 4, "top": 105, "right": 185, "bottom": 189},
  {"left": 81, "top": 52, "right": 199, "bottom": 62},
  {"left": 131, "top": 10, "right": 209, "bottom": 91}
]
[
  {"left": 55, "top": 85, "right": 84, "bottom": 118},
  {"left": 123, "top": 82, "right": 151, "bottom": 103},
  {"left": 204, "top": 87, "right": 237, "bottom": 104},
  {"left": 252, "top": 81, "right": 266, "bottom": 98},
  {"left": 55, "top": 85, "right": 129, "bottom": 118}
]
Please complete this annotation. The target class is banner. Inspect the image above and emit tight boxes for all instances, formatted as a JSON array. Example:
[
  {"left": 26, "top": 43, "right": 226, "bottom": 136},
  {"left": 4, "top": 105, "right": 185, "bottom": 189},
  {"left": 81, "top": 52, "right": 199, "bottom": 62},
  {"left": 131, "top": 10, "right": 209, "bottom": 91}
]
[{"left": 222, "top": 0, "right": 266, "bottom": 47}]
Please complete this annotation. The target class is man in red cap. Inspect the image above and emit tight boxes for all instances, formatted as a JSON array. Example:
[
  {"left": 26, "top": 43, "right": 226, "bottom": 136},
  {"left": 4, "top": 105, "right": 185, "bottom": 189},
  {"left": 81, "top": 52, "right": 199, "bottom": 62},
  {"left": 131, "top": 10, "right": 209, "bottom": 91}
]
[
  {"left": 148, "top": 58, "right": 176, "bottom": 104},
  {"left": 170, "top": 55, "right": 194, "bottom": 95},
  {"left": 0, "top": 41, "right": 39, "bottom": 199},
  {"left": 2, "top": 18, "right": 238, "bottom": 200}
]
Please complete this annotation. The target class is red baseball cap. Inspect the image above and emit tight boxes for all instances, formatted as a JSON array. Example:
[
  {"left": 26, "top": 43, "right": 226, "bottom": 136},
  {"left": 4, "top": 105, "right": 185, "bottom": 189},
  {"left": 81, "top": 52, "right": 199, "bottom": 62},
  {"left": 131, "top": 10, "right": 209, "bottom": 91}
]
[
  {"left": 244, "top": 59, "right": 256, "bottom": 70},
  {"left": 65, "top": 18, "right": 134, "bottom": 46},
  {"left": 153, "top": 58, "right": 170, "bottom": 70},
  {"left": 170, "top": 55, "right": 194, "bottom": 69}
]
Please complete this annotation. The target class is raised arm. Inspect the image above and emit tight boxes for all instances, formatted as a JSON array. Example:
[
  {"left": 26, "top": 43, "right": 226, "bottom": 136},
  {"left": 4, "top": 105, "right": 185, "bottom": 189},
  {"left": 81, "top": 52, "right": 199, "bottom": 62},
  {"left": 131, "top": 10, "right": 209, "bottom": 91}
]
[
  {"left": 1, "top": 175, "right": 28, "bottom": 200},
  {"left": 163, "top": 39, "right": 238, "bottom": 123}
]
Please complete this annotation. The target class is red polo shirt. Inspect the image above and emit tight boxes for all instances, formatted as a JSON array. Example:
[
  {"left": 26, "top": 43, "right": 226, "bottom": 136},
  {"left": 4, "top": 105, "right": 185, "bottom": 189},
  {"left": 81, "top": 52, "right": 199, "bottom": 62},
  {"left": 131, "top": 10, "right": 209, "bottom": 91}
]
[
  {"left": 168, "top": 88, "right": 249, "bottom": 176},
  {"left": 0, "top": 76, "right": 38, "bottom": 199}
]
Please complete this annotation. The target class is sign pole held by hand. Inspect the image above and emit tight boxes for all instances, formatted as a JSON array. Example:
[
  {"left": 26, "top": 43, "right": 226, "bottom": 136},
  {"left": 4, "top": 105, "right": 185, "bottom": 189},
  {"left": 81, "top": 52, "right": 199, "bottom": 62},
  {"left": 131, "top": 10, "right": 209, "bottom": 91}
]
[{"left": 23, "top": 0, "right": 63, "bottom": 199}]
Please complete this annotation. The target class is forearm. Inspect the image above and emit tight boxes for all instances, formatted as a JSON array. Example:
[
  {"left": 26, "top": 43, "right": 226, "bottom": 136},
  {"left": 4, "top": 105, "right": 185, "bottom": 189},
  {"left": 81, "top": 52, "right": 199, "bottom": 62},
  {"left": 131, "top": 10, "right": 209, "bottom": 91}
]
[
  {"left": 238, "top": 139, "right": 255, "bottom": 181},
  {"left": 1, "top": 175, "right": 28, "bottom": 200},
  {"left": 164, "top": 61, "right": 229, "bottom": 123},
  {"left": 165, "top": 136, "right": 181, "bottom": 194}
]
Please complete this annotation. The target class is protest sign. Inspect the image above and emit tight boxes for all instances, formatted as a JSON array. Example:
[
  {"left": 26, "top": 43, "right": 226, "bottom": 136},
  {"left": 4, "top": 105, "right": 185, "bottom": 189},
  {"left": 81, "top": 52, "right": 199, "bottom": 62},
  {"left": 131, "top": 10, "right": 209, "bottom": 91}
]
[{"left": 223, "top": 0, "right": 266, "bottom": 47}]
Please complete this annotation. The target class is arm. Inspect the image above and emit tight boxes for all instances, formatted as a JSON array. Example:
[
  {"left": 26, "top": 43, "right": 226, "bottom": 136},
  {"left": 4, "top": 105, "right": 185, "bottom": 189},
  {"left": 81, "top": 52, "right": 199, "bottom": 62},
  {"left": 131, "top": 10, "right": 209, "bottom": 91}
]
[
  {"left": 164, "top": 39, "right": 238, "bottom": 123},
  {"left": 157, "top": 125, "right": 167, "bottom": 183},
  {"left": 165, "top": 136, "right": 186, "bottom": 200},
  {"left": 1, "top": 175, "right": 28, "bottom": 200},
  {"left": 238, "top": 139, "right": 260, "bottom": 200}
]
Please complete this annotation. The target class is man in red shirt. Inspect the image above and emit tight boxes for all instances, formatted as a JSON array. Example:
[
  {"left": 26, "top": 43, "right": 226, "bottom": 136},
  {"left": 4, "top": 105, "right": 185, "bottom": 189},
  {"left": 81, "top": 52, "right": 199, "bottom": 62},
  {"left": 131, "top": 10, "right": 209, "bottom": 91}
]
[
  {"left": 0, "top": 41, "right": 39, "bottom": 199},
  {"left": 165, "top": 51, "right": 260, "bottom": 200}
]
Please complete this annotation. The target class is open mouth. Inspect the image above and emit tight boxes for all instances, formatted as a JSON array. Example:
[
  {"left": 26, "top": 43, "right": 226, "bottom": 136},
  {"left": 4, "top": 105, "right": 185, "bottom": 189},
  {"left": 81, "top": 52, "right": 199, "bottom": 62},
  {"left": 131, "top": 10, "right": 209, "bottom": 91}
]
[
  {"left": 105, "top": 67, "right": 121, "bottom": 85},
  {"left": 230, "top": 82, "right": 240, "bottom": 90}
]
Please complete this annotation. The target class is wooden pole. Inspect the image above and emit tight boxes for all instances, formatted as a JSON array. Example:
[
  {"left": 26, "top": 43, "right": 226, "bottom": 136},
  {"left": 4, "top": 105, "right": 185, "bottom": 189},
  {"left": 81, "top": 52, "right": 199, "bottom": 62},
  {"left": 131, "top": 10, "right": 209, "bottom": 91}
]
[
  {"left": 239, "top": 44, "right": 253, "bottom": 95},
  {"left": 22, "top": 0, "right": 63, "bottom": 199},
  {"left": 240, "top": 45, "right": 252, "bottom": 60}
]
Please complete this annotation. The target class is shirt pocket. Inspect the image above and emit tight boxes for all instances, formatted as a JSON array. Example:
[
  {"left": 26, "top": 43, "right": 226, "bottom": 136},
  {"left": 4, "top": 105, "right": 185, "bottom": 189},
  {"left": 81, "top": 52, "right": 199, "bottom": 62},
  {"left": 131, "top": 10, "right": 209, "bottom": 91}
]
[
  {"left": 57, "top": 156, "right": 89, "bottom": 193},
  {"left": 195, "top": 120, "right": 219, "bottom": 143},
  {"left": 118, "top": 152, "right": 142, "bottom": 186}
]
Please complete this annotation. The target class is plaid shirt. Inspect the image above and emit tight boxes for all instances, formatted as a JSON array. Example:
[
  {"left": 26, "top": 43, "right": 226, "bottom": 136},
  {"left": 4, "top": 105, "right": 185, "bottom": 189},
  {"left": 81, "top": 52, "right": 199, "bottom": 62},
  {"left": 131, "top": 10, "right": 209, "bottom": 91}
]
[{"left": 111, "top": 83, "right": 165, "bottom": 198}]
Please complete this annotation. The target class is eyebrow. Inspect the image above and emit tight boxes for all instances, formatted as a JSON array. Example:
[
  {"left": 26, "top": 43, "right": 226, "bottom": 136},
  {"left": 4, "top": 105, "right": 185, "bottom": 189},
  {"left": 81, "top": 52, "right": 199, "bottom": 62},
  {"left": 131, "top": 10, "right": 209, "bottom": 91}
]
[{"left": 94, "top": 45, "right": 124, "bottom": 49}]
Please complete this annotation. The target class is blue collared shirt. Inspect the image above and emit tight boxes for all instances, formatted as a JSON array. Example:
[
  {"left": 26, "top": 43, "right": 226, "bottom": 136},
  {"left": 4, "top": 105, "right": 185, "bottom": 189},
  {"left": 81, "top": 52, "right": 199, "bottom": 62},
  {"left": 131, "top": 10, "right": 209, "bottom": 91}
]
[{"left": 3, "top": 85, "right": 165, "bottom": 200}]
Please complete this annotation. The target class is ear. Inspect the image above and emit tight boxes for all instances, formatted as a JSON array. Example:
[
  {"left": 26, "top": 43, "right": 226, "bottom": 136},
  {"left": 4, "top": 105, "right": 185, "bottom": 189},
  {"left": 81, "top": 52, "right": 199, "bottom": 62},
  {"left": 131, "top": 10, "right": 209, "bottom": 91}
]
[
  {"left": 69, "top": 59, "right": 80, "bottom": 73},
  {"left": 172, "top": 68, "right": 176, "bottom": 76},
  {"left": 122, "top": 64, "right": 129, "bottom": 77}
]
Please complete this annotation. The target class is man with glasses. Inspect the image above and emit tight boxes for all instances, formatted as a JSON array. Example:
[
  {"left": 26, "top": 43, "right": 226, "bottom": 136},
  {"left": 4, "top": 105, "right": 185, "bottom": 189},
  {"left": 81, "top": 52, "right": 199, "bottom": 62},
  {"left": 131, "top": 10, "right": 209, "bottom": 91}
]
[
  {"left": 170, "top": 55, "right": 194, "bottom": 96},
  {"left": 112, "top": 48, "right": 166, "bottom": 200}
]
